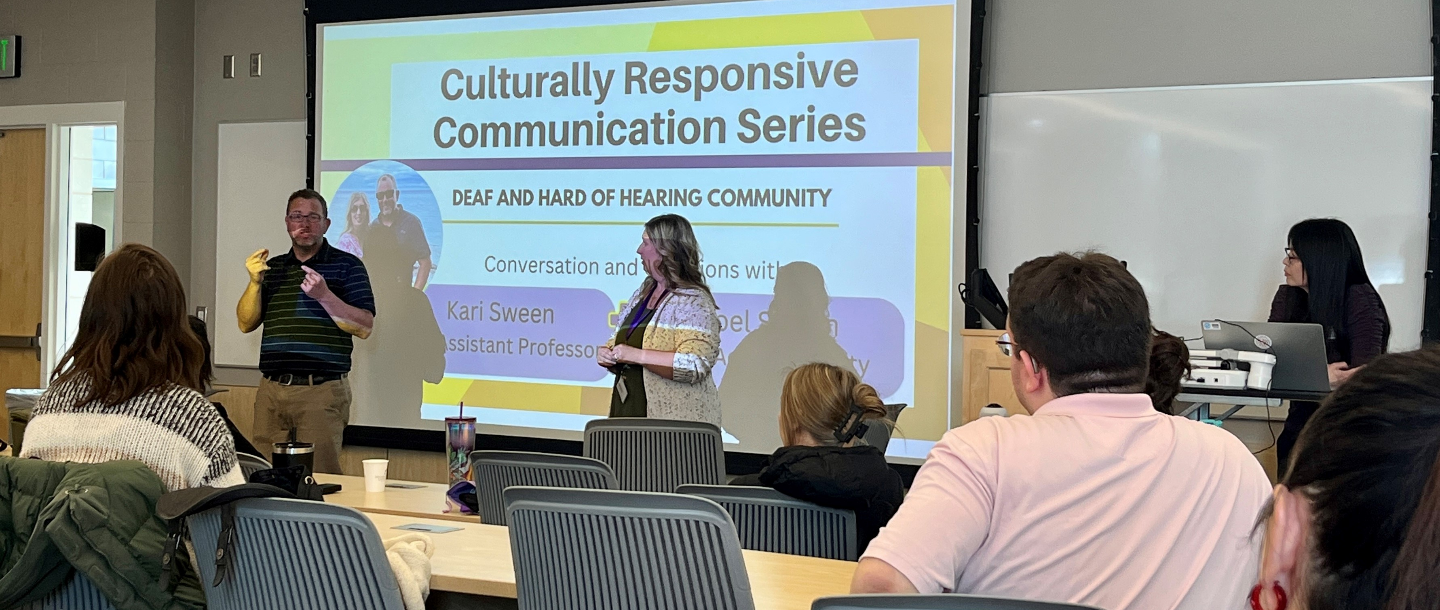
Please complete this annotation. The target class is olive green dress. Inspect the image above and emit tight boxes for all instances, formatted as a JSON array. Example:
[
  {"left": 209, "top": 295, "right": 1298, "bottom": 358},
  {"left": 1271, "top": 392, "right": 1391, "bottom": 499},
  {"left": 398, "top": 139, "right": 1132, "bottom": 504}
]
[{"left": 609, "top": 307, "right": 656, "bottom": 417}]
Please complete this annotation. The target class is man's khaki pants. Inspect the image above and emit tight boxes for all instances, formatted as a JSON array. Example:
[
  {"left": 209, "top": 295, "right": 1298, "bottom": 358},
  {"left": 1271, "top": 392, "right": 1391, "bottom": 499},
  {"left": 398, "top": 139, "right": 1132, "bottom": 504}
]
[{"left": 253, "top": 377, "right": 351, "bottom": 474}]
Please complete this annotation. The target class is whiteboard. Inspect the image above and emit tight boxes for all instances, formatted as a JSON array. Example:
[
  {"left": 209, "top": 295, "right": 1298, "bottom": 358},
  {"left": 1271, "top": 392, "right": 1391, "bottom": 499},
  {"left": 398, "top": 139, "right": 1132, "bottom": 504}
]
[
  {"left": 981, "top": 78, "right": 1431, "bottom": 351},
  {"left": 214, "top": 121, "right": 307, "bottom": 367}
]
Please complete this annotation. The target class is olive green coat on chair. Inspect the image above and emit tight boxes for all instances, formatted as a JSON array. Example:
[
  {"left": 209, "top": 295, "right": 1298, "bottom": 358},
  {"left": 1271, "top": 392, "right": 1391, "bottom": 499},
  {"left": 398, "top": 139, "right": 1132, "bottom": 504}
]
[{"left": 0, "top": 457, "right": 204, "bottom": 610}]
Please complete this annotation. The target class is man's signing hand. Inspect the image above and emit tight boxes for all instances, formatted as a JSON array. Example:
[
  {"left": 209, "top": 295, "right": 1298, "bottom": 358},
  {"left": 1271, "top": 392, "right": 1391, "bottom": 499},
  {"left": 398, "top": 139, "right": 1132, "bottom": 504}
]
[
  {"left": 245, "top": 249, "right": 270, "bottom": 283},
  {"left": 300, "top": 266, "right": 332, "bottom": 301}
]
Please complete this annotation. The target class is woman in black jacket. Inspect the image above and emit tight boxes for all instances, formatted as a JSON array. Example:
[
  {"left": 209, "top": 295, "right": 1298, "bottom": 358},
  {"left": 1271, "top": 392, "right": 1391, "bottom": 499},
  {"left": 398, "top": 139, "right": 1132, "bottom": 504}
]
[
  {"left": 730, "top": 363, "right": 905, "bottom": 552},
  {"left": 1270, "top": 218, "right": 1390, "bottom": 475}
]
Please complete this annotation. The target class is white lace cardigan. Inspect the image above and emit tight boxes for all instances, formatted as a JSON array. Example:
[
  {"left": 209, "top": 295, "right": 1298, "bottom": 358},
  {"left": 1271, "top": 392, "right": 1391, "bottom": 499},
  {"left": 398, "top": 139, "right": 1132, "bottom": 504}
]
[{"left": 605, "top": 284, "right": 722, "bottom": 425}]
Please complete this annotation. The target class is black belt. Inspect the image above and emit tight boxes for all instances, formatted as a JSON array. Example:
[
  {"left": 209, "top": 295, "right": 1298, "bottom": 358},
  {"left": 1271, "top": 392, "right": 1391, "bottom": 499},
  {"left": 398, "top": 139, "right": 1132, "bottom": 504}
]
[{"left": 264, "top": 373, "right": 347, "bottom": 386}]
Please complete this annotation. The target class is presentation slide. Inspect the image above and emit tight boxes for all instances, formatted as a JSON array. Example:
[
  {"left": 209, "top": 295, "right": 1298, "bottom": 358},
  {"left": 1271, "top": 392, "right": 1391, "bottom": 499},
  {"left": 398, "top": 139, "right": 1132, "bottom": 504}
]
[{"left": 316, "top": 0, "right": 961, "bottom": 458}]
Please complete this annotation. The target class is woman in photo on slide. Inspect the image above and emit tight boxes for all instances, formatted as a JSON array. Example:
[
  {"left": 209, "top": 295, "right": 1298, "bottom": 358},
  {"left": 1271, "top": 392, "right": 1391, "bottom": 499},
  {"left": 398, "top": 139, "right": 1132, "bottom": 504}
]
[
  {"left": 597, "top": 214, "right": 723, "bottom": 425},
  {"left": 1269, "top": 218, "right": 1390, "bottom": 475},
  {"left": 336, "top": 191, "right": 370, "bottom": 258}
]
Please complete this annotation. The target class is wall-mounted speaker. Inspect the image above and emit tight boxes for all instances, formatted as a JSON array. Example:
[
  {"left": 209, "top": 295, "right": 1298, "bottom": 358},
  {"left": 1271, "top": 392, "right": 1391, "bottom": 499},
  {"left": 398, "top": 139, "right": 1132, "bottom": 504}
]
[{"left": 75, "top": 223, "right": 105, "bottom": 271}]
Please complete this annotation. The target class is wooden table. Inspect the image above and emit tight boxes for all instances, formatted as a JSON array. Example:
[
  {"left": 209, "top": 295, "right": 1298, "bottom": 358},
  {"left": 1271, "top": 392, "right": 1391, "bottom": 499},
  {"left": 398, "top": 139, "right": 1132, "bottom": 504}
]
[
  {"left": 364, "top": 511, "right": 857, "bottom": 610},
  {"left": 316, "top": 473, "right": 479, "bottom": 523}
]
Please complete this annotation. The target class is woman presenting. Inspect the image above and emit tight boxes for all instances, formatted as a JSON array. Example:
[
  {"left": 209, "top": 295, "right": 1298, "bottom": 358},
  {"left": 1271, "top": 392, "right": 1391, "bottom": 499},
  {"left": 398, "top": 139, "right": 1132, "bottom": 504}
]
[
  {"left": 597, "top": 214, "right": 723, "bottom": 425},
  {"left": 1270, "top": 218, "right": 1390, "bottom": 473}
]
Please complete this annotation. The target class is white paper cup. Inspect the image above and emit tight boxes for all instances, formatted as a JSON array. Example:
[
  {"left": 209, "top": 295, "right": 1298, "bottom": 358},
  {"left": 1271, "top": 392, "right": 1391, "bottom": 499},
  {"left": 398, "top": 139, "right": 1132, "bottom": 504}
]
[{"left": 362, "top": 459, "right": 389, "bottom": 493}]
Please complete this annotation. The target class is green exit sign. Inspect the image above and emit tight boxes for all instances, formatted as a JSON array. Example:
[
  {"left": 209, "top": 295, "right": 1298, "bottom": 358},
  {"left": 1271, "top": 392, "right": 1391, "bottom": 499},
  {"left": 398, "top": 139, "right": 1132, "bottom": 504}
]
[{"left": 0, "top": 35, "right": 19, "bottom": 79}]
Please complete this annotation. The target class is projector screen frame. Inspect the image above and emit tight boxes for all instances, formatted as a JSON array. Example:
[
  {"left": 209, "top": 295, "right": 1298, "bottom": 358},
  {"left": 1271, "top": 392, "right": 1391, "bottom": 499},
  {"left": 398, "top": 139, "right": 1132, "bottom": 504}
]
[
  {"left": 306, "top": 0, "right": 967, "bottom": 465},
  {"left": 1426, "top": 0, "right": 1440, "bottom": 343},
  {"left": 961, "top": 0, "right": 987, "bottom": 330}
]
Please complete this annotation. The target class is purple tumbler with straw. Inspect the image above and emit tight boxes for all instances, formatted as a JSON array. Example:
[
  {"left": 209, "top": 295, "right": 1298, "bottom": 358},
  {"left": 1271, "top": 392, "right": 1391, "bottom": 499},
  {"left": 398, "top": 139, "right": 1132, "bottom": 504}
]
[{"left": 445, "top": 402, "right": 477, "bottom": 485}]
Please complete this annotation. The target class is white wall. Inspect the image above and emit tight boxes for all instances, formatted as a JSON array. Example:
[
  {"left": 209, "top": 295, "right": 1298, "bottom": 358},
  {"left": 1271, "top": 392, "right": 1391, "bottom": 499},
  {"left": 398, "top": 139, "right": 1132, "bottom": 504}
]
[
  {"left": 984, "top": 0, "right": 1430, "bottom": 92},
  {"left": 189, "top": 0, "right": 306, "bottom": 376}
]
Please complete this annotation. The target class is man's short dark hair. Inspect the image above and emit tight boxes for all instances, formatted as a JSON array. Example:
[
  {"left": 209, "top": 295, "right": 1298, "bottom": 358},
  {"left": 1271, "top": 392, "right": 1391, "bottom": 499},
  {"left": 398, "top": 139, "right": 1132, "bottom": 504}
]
[
  {"left": 1008, "top": 251, "right": 1152, "bottom": 396},
  {"left": 287, "top": 189, "right": 328, "bottom": 217}
]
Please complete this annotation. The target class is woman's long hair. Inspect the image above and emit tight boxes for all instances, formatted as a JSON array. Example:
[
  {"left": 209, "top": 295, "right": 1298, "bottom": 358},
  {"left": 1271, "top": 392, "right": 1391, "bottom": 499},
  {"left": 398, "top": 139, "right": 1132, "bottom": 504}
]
[
  {"left": 52, "top": 244, "right": 205, "bottom": 405},
  {"left": 1287, "top": 218, "right": 1374, "bottom": 342},
  {"left": 345, "top": 192, "right": 371, "bottom": 237},
  {"left": 1276, "top": 348, "right": 1440, "bottom": 609},
  {"left": 641, "top": 214, "right": 712, "bottom": 300},
  {"left": 779, "top": 363, "right": 889, "bottom": 447}
]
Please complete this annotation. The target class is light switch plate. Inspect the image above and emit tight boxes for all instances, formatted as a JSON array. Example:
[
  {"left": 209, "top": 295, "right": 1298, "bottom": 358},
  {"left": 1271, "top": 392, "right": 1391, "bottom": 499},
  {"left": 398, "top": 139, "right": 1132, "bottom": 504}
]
[
  {"left": 249, "top": 53, "right": 262, "bottom": 77},
  {"left": 222, "top": 55, "right": 234, "bottom": 79}
]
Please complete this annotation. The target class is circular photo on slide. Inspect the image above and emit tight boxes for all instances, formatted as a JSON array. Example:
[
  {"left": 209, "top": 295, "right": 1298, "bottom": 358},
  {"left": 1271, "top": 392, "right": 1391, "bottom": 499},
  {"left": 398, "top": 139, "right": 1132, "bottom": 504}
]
[{"left": 326, "top": 160, "right": 443, "bottom": 288}]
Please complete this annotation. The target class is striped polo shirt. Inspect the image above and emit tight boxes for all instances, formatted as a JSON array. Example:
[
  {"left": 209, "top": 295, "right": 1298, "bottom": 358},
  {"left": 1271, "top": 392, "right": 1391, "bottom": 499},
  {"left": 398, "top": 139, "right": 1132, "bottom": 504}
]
[{"left": 259, "top": 239, "right": 376, "bottom": 376}]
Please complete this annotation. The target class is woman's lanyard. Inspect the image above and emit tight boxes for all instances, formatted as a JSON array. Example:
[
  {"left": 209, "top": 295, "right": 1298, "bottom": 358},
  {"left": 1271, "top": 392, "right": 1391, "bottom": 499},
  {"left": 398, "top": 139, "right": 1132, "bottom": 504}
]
[{"left": 623, "top": 286, "right": 664, "bottom": 342}]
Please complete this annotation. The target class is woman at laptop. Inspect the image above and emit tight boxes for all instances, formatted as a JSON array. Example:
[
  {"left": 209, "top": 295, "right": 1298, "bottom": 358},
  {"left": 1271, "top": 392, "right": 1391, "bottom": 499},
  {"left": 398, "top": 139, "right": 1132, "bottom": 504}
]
[{"left": 1270, "top": 218, "right": 1390, "bottom": 474}]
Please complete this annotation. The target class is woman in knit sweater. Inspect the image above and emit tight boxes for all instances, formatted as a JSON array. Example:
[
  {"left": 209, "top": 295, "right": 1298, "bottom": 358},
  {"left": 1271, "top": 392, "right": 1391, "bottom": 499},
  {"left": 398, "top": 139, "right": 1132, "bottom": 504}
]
[
  {"left": 598, "top": 215, "right": 723, "bottom": 425},
  {"left": 21, "top": 244, "right": 244, "bottom": 491}
]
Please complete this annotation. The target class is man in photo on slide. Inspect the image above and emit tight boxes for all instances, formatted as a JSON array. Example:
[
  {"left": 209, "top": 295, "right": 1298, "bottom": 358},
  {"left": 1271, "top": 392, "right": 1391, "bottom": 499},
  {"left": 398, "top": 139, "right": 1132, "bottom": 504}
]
[
  {"left": 367, "top": 173, "right": 432, "bottom": 291},
  {"left": 237, "top": 189, "right": 376, "bottom": 474}
]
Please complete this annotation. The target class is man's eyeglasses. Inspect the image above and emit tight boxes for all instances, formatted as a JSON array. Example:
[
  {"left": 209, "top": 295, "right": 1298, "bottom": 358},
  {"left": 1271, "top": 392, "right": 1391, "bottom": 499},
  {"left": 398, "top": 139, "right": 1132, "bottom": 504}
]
[
  {"left": 286, "top": 213, "right": 324, "bottom": 225},
  {"left": 376, "top": 189, "right": 397, "bottom": 203},
  {"left": 995, "top": 332, "right": 1018, "bottom": 357}
]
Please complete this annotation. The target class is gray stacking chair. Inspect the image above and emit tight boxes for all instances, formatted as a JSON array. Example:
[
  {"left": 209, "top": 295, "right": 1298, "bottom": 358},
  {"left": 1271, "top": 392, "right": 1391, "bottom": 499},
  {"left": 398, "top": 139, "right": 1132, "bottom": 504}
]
[
  {"left": 812, "top": 594, "right": 1107, "bottom": 609},
  {"left": 235, "top": 452, "right": 271, "bottom": 481},
  {"left": 677, "top": 484, "right": 858, "bottom": 560},
  {"left": 22, "top": 573, "right": 118, "bottom": 610},
  {"left": 187, "top": 497, "right": 403, "bottom": 610},
  {"left": 583, "top": 418, "right": 725, "bottom": 492},
  {"left": 505, "top": 486, "right": 755, "bottom": 610},
  {"left": 470, "top": 450, "right": 617, "bottom": 525}
]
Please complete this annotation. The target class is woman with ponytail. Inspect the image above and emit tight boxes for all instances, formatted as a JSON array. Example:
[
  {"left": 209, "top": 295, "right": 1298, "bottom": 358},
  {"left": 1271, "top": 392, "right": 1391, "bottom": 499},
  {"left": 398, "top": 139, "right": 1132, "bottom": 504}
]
[
  {"left": 1251, "top": 347, "right": 1440, "bottom": 610},
  {"left": 730, "top": 362, "right": 905, "bottom": 552}
]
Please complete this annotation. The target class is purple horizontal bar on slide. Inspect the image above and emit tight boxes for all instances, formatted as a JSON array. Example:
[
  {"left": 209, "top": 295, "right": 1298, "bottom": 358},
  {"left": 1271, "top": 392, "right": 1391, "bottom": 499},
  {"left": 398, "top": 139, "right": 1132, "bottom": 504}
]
[{"left": 320, "top": 151, "right": 952, "bottom": 172}]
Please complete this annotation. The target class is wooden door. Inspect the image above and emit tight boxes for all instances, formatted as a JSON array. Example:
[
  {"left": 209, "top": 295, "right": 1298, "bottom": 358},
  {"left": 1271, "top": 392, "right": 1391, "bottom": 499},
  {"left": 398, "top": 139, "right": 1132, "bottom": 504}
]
[
  {"left": 0, "top": 128, "right": 46, "bottom": 444},
  {"left": 960, "top": 329, "right": 1025, "bottom": 423}
]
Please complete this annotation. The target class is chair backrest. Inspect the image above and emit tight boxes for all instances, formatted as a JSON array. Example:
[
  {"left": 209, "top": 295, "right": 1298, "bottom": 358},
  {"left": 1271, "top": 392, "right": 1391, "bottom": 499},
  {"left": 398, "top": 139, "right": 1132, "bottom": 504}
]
[
  {"left": 860, "top": 404, "right": 907, "bottom": 452},
  {"left": 187, "top": 497, "right": 404, "bottom": 610},
  {"left": 236, "top": 452, "right": 271, "bottom": 481},
  {"left": 505, "top": 486, "right": 755, "bottom": 610},
  {"left": 20, "top": 573, "right": 118, "bottom": 610},
  {"left": 676, "top": 484, "right": 858, "bottom": 561},
  {"left": 583, "top": 418, "right": 725, "bottom": 492},
  {"left": 470, "top": 450, "right": 617, "bottom": 525},
  {"left": 811, "top": 594, "right": 1107, "bottom": 610}
]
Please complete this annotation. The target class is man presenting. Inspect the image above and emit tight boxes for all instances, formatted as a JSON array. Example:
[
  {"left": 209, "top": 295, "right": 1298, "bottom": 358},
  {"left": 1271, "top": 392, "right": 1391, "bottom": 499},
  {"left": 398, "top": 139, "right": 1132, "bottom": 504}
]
[
  {"left": 238, "top": 189, "right": 375, "bottom": 474},
  {"left": 368, "top": 173, "right": 432, "bottom": 290}
]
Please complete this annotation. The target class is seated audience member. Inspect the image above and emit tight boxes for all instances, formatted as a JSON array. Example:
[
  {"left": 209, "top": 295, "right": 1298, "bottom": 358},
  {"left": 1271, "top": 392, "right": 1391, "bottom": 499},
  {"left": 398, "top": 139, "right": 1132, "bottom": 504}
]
[
  {"left": 1251, "top": 348, "right": 1440, "bottom": 610},
  {"left": 852, "top": 252, "right": 1271, "bottom": 610},
  {"left": 1146, "top": 330, "right": 1191, "bottom": 414},
  {"left": 21, "top": 244, "right": 245, "bottom": 491},
  {"left": 188, "top": 315, "right": 264, "bottom": 458},
  {"left": 730, "top": 363, "right": 905, "bottom": 552}
]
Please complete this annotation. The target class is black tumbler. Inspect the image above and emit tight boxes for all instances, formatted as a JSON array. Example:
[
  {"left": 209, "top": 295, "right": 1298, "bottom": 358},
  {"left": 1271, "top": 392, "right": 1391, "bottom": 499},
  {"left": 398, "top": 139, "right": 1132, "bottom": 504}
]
[{"left": 271, "top": 441, "right": 315, "bottom": 476}]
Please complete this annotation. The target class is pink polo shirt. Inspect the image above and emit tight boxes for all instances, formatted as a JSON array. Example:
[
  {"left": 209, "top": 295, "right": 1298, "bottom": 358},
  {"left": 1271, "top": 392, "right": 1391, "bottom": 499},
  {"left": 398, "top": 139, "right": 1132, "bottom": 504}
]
[{"left": 863, "top": 393, "right": 1269, "bottom": 610}]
